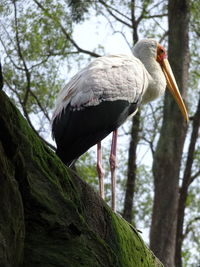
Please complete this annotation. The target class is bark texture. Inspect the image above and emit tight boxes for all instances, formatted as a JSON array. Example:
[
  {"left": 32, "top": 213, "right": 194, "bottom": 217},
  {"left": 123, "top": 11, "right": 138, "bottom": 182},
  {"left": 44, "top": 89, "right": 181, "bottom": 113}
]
[
  {"left": 150, "top": 0, "right": 189, "bottom": 266},
  {"left": 0, "top": 61, "right": 3, "bottom": 90},
  {"left": 123, "top": 111, "right": 140, "bottom": 223},
  {"left": 175, "top": 96, "right": 200, "bottom": 267},
  {"left": 122, "top": 0, "right": 140, "bottom": 224},
  {"left": 0, "top": 90, "right": 163, "bottom": 267}
]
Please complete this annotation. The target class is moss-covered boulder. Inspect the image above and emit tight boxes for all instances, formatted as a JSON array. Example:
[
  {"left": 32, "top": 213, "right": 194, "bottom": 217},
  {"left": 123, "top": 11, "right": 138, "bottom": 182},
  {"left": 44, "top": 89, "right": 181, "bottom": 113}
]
[{"left": 0, "top": 91, "right": 163, "bottom": 267}]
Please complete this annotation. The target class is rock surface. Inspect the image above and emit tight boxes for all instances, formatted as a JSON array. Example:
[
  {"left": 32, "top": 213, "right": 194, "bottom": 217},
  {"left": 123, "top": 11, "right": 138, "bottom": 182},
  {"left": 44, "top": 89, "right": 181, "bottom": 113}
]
[{"left": 0, "top": 91, "right": 163, "bottom": 267}]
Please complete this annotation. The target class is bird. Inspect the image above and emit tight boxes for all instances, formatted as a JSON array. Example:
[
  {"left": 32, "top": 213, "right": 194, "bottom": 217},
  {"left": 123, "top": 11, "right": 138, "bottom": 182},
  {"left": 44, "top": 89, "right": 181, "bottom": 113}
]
[{"left": 51, "top": 38, "right": 188, "bottom": 211}]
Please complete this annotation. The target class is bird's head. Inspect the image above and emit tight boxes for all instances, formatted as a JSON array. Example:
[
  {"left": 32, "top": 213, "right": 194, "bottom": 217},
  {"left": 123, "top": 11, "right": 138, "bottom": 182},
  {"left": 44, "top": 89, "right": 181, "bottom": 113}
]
[
  {"left": 156, "top": 43, "right": 189, "bottom": 122},
  {"left": 133, "top": 39, "right": 188, "bottom": 122}
]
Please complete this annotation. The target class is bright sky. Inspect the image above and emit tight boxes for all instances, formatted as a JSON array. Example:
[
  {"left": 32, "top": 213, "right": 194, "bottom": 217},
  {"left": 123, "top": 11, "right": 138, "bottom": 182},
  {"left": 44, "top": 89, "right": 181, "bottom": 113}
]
[{"left": 73, "top": 16, "right": 132, "bottom": 55}]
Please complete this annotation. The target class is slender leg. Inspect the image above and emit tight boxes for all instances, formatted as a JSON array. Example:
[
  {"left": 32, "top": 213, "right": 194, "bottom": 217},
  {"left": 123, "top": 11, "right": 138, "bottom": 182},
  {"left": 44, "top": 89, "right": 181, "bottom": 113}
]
[
  {"left": 109, "top": 129, "right": 118, "bottom": 212},
  {"left": 97, "top": 142, "right": 105, "bottom": 199}
]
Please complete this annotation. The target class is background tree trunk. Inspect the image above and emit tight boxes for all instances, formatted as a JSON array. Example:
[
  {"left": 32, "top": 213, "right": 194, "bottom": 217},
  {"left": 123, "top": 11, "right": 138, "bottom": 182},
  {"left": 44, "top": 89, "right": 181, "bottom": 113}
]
[
  {"left": 0, "top": 90, "right": 163, "bottom": 267},
  {"left": 123, "top": 111, "right": 140, "bottom": 223},
  {"left": 0, "top": 61, "right": 3, "bottom": 90},
  {"left": 175, "top": 95, "right": 200, "bottom": 267},
  {"left": 150, "top": 0, "right": 189, "bottom": 266},
  {"left": 123, "top": 0, "right": 140, "bottom": 224}
]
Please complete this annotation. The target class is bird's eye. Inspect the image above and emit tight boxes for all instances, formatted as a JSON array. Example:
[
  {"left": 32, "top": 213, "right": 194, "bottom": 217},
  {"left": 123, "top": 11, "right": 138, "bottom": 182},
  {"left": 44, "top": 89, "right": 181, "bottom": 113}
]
[{"left": 160, "top": 49, "right": 164, "bottom": 54}]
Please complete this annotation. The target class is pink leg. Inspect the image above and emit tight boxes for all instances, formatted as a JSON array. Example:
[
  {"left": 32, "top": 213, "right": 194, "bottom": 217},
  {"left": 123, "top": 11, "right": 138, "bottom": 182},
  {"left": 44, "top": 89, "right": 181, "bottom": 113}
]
[
  {"left": 97, "top": 142, "right": 105, "bottom": 199},
  {"left": 110, "top": 129, "right": 118, "bottom": 212}
]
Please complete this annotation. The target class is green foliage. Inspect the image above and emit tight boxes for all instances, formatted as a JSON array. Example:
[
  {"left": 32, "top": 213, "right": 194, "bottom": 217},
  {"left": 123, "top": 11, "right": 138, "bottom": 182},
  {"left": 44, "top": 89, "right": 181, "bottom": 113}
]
[
  {"left": 67, "top": 0, "right": 93, "bottom": 23},
  {"left": 76, "top": 150, "right": 99, "bottom": 188},
  {"left": 190, "top": 0, "right": 200, "bottom": 37},
  {"left": 133, "top": 165, "right": 153, "bottom": 228},
  {"left": 0, "top": 0, "right": 92, "bottom": 136},
  {"left": 183, "top": 179, "right": 200, "bottom": 266}
]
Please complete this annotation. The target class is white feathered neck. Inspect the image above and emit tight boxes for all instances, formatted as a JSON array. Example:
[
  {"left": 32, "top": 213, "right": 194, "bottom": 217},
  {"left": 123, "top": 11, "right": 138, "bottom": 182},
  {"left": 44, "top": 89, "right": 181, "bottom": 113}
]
[{"left": 133, "top": 39, "right": 166, "bottom": 104}]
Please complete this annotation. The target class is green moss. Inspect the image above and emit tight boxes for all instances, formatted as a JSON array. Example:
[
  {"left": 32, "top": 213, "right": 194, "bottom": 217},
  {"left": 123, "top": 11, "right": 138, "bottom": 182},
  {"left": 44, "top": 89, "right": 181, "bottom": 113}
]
[
  {"left": 0, "top": 144, "right": 25, "bottom": 266},
  {"left": 0, "top": 91, "right": 163, "bottom": 267},
  {"left": 111, "top": 213, "right": 163, "bottom": 267}
]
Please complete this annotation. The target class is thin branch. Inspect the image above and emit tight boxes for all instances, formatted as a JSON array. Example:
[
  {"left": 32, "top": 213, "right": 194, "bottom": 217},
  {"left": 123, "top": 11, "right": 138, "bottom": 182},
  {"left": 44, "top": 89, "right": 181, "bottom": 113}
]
[
  {"left": 182, "top": 93, "right": 200, "bottom": 188},
  {"left": 100, "top": 11, "right": 132, "bottom": 51},
  {"left": 190, "top": 169, "right": 200, "bottom": 185},
  {"left": 130, "top": 0, "right": 139, "bottom": 44},
  {"left": 151, "top": 17, "right": 167, "bottom": 32},
  {"left": 0, "top": 21, "right": 19, "bottom": 58},
  {"left": 141, "top": 135, "right": 155, "bottom": 156},
  {"left": 33, "top": 0, "right": 100, "bottom": 58},
  {"left": 0, "top": 61, "right": 3, "bottom": 90},
  {"left": 136, "top": 1, "right": 149, "bottom": 25},
  {"left": 43, "top": 50, "right": 80, "bottom": 57},
  {"left": 13, "top": 0, "right": 31, "bottom": 106},
  {"left": 23, "top": 107, "right": 56, "bottom": 150},
  {"left": 119, "top": 125, "right": 130, "bottom": 136},
  {"left": 183, "top": 216, "right": 200, "bottom": 238},
  {"left": 136, "top": 0, "right": 167, "bottom": 25},
  {"left": 148, "top": 103, "right": 162, "bottom": 132},
  {"left": 113, "top": 30, "right": 133, "bottom": 51},
  {"left": 143, "top": 13, "right": 168, "bottom": 20},
  {"left": 4, "top": 72, "right": 55, "bottom": 151},
  {"left": 0, "top": 34, "right": 25, "bottom": 71},
  {"left": 19, "top": 91, "right": 55, "bottom": 150},
  {"left": 29, "top": 56, "right": 51, "bottom": 70},
  {"left": 98, "top": 0, "right": 131, "bottom": 22},
  {"left": 29, "top": 90, "right": 51, "bottom": 121},
  {"left": 99, "top": 0, "right": 131, "bottom": 24},
  {"left": 190, "top": 23, "right": 200, "bottom": 38},
  {"left": 147, "top": 0, "right": 167, "bottom": 13},
  {"left": 97, "top": 0, "right": 132, "bottom": 28},
  {"left": 159, "top": 31, "right": 169, "bottom": 43}
]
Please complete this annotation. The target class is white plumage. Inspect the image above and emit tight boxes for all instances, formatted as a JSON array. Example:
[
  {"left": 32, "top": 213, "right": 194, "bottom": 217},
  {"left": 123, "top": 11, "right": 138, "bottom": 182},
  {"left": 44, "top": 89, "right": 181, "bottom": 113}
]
[
  {"left": 52, "top": 38, "right": 188, "bottom": 211},
  {"left": 52, "top": 39, "right": 166, "bottom": 120}
]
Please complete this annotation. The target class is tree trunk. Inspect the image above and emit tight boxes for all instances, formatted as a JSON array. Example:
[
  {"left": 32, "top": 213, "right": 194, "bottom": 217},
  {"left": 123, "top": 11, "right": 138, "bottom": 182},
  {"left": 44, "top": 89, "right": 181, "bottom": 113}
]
[
  {"left": 0, "top": 61, "right": 3, "bottom": 90},
  {"left": 123, "top": 111, "right": 140, "bottom": 223},
  {"left": 175, "top": 96, "right": 200, "bottom": 267},
  {"left": 0, "top": 90, "right": 163, "bottom": 267},
  {"left": 123, "top": 0, "right": 140, "bottom": 224},
  {"left": 150, "top": 0, "right": 189, "bottom": 266}
]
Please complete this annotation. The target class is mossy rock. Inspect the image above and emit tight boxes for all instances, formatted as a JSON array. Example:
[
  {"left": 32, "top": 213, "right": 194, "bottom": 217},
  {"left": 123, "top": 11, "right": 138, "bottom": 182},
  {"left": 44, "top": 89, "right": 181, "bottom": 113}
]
[{"left": 0, "top": 91, "right": 163, "bottom": 267}]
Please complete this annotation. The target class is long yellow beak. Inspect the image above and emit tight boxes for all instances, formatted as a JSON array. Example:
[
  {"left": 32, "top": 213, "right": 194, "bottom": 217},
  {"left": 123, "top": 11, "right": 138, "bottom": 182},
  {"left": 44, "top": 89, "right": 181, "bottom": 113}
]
[{"left": 161, "top": 58, "right": 189, "bottom": 122}]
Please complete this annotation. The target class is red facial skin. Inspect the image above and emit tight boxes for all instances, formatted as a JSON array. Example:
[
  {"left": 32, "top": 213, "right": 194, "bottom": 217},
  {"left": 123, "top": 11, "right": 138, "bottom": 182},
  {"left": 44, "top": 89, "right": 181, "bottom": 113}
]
[{"left": 156, "top": 44, "right": 167, "bottom": 64}]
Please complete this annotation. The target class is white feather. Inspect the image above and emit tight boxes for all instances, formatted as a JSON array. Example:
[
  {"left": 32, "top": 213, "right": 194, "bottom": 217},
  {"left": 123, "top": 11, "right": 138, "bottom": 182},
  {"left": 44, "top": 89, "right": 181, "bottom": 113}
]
[
  {"left": 133, "top": 39, "right": 166, "bottom": 103},
  {"left": 52, "top": 39, "right": 166, "bottom": 121}
]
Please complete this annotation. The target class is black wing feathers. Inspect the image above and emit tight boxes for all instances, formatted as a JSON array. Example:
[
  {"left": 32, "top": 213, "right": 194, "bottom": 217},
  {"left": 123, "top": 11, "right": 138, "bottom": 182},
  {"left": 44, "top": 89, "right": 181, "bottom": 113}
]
[{"left": 52, "top": 100, "right": 138, "bottom": 166}]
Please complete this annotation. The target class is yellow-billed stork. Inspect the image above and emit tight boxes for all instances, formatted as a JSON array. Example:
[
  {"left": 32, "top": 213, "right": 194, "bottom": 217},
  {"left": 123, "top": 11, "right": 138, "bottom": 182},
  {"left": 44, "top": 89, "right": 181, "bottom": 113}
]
[{"left": 52, "top": 39, "right": 188, "bottom": 211}]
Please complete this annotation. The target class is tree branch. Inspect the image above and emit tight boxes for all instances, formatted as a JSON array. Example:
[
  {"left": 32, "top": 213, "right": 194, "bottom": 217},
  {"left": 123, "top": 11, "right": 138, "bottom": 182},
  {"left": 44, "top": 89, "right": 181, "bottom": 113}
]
[
  {"left": 22, "top": 105, "right": 56, "bottom": 150},
  {"left": 13, "top": 0, "right": 31, "bottom": 107},
  {"left": 33, "top": 0, "right": 100, "bottom": 58},
  {"left": 3, "top": 76, "right": 56, "bottom": 151},
  {"left": 0, "top": 60, "right": 3, "bottom": 90},
  {"left": 182, "top": 93, "right": 200, "bottom": 188},
  {"left": 183, "top": 216, "right": 200, "bottom": 238},
  {"left": 190, "top": 169, "right": 200, "bottom": 185},
  {"left": 147, "top": 0, "right": 167, "bottom": 13},
  {"left": 100, "top": 11, "right": 132, "bottom": 51},
  {"left": 29, "top": 90, "right": 51, "bottom": 122},
  {"left": 130, "top": 0, "right": 139, "bottom": 44},
  {"left": 98, "top": 0, "right": 131, "bottom": 22},
  {"left": 0, "top": 32, "right": 25, "bottom": 71},
  {"left": 98, "top": 0, "right": 132, "bottom": 28},
  {"left": 159, "top": 31, "right": 169, "bottom": 43},
  {"left": 143, "top": 14, "right": 168, "bottom": 19}
]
